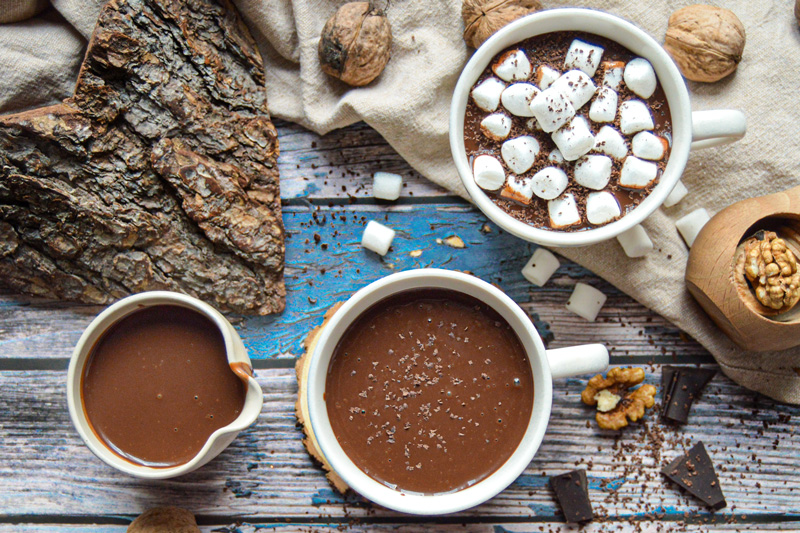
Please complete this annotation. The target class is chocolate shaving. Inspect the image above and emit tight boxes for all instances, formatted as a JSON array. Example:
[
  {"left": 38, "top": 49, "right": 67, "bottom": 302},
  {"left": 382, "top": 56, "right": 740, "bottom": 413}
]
[{"left": 661, "top": 441, "right": 726, "bottom": 510}]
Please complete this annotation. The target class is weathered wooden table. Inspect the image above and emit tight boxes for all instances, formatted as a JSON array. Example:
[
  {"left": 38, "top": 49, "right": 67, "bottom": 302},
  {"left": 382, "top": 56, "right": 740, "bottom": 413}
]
[{"left": 1, "top": 120, "right": 797, "bottom": 532}]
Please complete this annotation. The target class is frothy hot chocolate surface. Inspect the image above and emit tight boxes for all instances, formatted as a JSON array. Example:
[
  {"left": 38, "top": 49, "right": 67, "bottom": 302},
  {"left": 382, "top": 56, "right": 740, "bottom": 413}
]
[{"left": 325, "top": 289, "right": 534, "bottom": 494}]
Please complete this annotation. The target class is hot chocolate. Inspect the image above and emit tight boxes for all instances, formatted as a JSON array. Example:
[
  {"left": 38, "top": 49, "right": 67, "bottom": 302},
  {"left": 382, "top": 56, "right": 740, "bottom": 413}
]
[
  {"left": 81, "top": 305, "right": 247, "bottom": 467},
  {"left": 325, "top": 289, "right": 534, "bottom": 494}
]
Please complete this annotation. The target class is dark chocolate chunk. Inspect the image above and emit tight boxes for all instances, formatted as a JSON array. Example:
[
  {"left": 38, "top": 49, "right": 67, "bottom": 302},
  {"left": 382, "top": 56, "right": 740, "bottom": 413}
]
[
  {"left": 550, "top": 469, "right": 593, "bottom": 522},
  {"left": 661, "top": 441, "right": 726, "bottom": 510},
  {"left": 661, "top": 367, "right": 716, "bottom": 424}
]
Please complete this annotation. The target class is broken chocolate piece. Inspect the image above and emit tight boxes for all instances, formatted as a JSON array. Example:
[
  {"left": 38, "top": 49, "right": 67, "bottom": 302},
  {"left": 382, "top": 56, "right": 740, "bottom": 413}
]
[
  {"left": 661, "top": 441, "right": 726, "bottom": 510},
  {"left": 550, "top": 469, "right": 593, "bottom": 522},
  {"left": 661, "top": 366, "right": 716, "bottom": 424}
]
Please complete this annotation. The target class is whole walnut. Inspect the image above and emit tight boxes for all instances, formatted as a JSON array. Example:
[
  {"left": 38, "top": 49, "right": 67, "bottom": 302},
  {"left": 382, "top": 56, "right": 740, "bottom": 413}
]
[
  {"left": 318, "top": 2, "right": 392, "bottom": 87},
  {"left": 664, "top": 5, "right": 745, "bottom": 83},
  {"left": 462, "top": 0, "right": 542, "bottom": 49},
  {"left": 127, "top": 508, "right": 200, "bottom": 533}
]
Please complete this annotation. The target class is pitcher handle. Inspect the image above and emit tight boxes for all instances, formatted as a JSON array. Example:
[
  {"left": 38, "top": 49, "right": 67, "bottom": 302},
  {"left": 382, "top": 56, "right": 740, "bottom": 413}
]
[
  {"left": 691, "top": 110, "right": 746, "bottom": 150},
  {"left": 546, "top": 344, "right": 609, "bottom": 379}
]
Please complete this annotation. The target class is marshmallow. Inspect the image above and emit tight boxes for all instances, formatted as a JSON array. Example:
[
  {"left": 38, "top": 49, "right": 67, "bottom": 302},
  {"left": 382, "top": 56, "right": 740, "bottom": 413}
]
[
  {"left": 501, "top": 83, "right": 539, "bottom": 117},
  {"left": 624, "top": 58, "right": 657, "bottom": 99},
  {"left": 501, "top": 174, "right": 533, "bottom": 204},
  {"left": 662, "top": 180, "right": 688, "bottom": 208},
  {"left": 588, "top": 87, "right": 618, "bottom": 123},
  {"left": 525, "top": 117, "right": 543, "bottom": 131},
  {"left": 551, "top": 116, "right": 595, "bottom": 161},
  {"left": 601, "top": 61, "right": 625, "bottom": 90},
  {"left": 373, "top": 172, "right": 403, "bottom": 201},
  {"left": 616, "top": 224, "right": 654, "bottom": 258},
  {"left": 574, "top": 154, "right": 612, "bottom": 190},
  {"left": 492, "top": 49, "right": 532, "bottom": 82},
  {"left": 471, "top": 77, "right": 506, "bottom": 112},
  {"left": 632, "top": 131, "right": 668, "bottom": 160},
  {"left": 521, "top": 247, "right": 561, "bottom": 287},
  {"left": 535, "top": 65, "right": 560, "bottom": 89},
  {"left": 566, "top": 282, "right": 607, "bottom": 322},
  {"left": 548, "top": 193, "right": 581, "bottom": 228},
  {"left": 564, "top": 39, "right": 604, "bottom": 77},
  {"left": 620, "top": 156, "right": 658, "bottom": 189},
  {"left": 472, "top": 154, "right": 505, "bottom": 191},
  {"left": 593, "top": 125, "right": 628, "bottom": 159},
  {"left": 531, "top": 167, "right": 568, "bottom": 200},
  {"left": 550, "top": 70, "right": 597, "bottom": 110},
  {"left": 548, "top": 149, "right": 564, "bottom": 164},
  {"left": 619, "top": 100, "right": 655, "bottom": 134},
  {"left": 676, "top": 208, "right": 711, "bottom": 247},
  {"left": 361, "top": 220, "right": 395, "bottom": 256},
  {"left": 529, "top": 87, "right": 576, "bottom": 133},
  {"left": 501, "top": 135, "right": 540, "bottom": 174},
  {"left": 586, "top": 191, "right": 621, "bottom": 225},
  {"left": 480, "top": 113, "right": 512, "bottom": 141}
]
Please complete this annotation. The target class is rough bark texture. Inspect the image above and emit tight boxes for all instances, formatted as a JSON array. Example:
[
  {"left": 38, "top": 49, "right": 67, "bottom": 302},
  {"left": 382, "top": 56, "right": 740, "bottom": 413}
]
[{"left": 0, "top": 0, "right": 285, "bottom": 315}]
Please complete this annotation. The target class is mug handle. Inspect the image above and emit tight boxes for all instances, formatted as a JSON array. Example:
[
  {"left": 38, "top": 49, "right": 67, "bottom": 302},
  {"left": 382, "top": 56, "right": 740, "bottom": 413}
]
[
  {"left": 546, "top": 344, "right": 609, "bottom": 379},
  {"left": 690, "top": 110, "right": 746, "bottom": 150}
]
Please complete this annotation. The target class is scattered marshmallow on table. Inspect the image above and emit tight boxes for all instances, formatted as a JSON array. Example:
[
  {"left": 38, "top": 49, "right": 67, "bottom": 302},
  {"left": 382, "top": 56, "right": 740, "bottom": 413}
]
[
  {"left": 620, "top": 156, "right": 658, "bottom": 188},
  {"left": 531, "top": 167, "right": 568, "bottom": 200},
  {"left": 552, "top": 116, "right": 595, "bottom": 161},
  {"left": 501, "top": 135, "right": 540, "bottom": 174},
  {"left": 529, "top": 87, "right": 575, "bottom": 133},
  {"left": 676, "top": 208, "right": 711, "bottom": 247},
  {"left": 624, "top": 58, "right": 657, "bottom": 99},
  {"left": 521, "top": 247, "right": 561, "bottom": 286},
  {"left": 662, "top": 180, "right": 688, "bottom": 207},
  {"left": 550, "top": 70, "right": 597, "bottom": 110},
  {"left": 616, "top": 224, "right": 654, "bottom": 258},
  {"left": 535, "top": 65, "right": 560, "bottom": 89},
  {"left": 586, "top": 191, "right": 621, "bottom": 225},
  {"left": 593, "top": 125, "right": 628, "bottom": 159},
  {"left": 502, "top": 174, "right": 534, "bottom": 204},
  {"left": 564, "top": 39, "right": 604, "bottom": 77},
  {"left": 601, "top": 61, "right": 625, "bottom": 90},
  {"left": 632, "top": 131, "right": 668, "bottom": 160},
  {"left": 471, "top": 77, "right": 506, "bottom": 112},
  {"left": 574, "top": 154, "right": 612, "bottom": 190},
  {"left": 480, "top": 113, "right": 512, "bottom": 141},
  {"left": 619, "top": 100, "right": 655, "bottom": 134},
  {"left": 548, "top": 193, "right": 581, "bottom": 228},
  {"left": 566, "top": 282, "right": 607, "bottom": 322},
  {"left": 373, "top": 172, "right": 403, "bottom": 201},
  {"left": 501, "top": 83, "right": 538, "bottom": 117},
  {"left": 589, "top": 87, "right": 618, "bottom": 123},
  {"left": 361, "top": 220, "right": 395, "bottom": 256},
  {"left": 492, "top": 49, "right": 532, "bottom": 82},
  {"left": 472, "top": 154, "right": 505, "bottom": 191}
]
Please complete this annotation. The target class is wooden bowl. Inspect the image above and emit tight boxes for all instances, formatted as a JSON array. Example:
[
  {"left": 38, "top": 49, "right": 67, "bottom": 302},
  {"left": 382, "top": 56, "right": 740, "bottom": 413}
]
[{"left": 685, "top": 185, "right": 800, "bottom": 352}]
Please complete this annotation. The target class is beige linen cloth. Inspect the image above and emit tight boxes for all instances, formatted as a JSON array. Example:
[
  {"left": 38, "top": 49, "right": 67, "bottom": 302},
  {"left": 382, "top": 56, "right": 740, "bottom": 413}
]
[{"left": 2, "top": 0, "right": 799, "bottom": 403}]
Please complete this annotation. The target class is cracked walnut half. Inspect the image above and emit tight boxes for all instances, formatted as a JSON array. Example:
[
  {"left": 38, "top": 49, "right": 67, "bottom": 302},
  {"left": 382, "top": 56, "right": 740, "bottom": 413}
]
[{"left": 581, "top": 367, "right": 656, "bottom": 430}]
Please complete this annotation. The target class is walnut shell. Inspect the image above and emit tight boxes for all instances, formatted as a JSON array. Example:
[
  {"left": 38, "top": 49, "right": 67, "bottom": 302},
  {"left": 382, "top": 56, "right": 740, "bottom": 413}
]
[
  {"left": 318, "top": 2, "right": 392, "bottom": 87},
  {"left": 127, "top": 508, "right": 200, "bottom": 533},
  {"left": 462, "top": 0, "right": 542, "bottom": 49},
  {"left": 664, "top": 5, "right": 746, "bottom": 83}
]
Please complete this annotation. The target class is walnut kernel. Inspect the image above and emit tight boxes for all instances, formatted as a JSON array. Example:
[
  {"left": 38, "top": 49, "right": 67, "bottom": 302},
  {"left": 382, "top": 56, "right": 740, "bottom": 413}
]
[
  {"left": 462, "top": 0, "right": 542, "bottom": 49},
  {"left": 581, "top": 367, "right": 656, "bottom": 430},
  {"left": 796, "top": 0, "right": 800, "bottom": 27},
  {"left": 743, "top": 231, "right": 800, "bottom": 311},
  {"left": 127, "top": 507, "right": 200, "bottom": 533},
  {"left": 664, "top": 5, "right": 745, "bottom": 83}
]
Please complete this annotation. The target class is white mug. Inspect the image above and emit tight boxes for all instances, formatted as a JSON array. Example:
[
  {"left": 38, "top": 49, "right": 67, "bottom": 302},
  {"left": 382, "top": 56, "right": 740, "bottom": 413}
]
[
  {"left": 66, "top": 291, "right": 263, "bottom": 479},
  {"left": 449, "top": 8, "right": 747, "bottom": 247},
  {"left": 306, "top": 269, "right": 609, "bottom": 514}
]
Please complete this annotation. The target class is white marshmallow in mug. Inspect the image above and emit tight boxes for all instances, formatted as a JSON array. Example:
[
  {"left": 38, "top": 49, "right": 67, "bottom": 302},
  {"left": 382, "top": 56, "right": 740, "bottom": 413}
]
[
  {"left": 574, "top": 154, "right": 612, "bottom": 190},
  {"left": 535, "top": 65, "right": 560, "bottom": 89},
  {"left": 492, "top": 49, "right": 532, "bottom": 82},
  {"left": 620, "top": 156, "right": 658, "bottom": 188},
  {"left": 548, "top": 192, "right": 581, "bottom": 228},
  {"left": 550, "top": 70, "right": 597, "bottom": 110},
  {"left": 525, "top": 117, "right": 543, "bottom": 131},
  {"left": 624, "top": 58, "right": 657, "bottom": 99},
  {"left": 501, "top": 174, "right": 534, "bottom": 204},
  {"left": 586, "top": 191, "right": 621, "bottom": 225},
  {"left": 480, "top": 113, "right": 512, "bottom": 141},
  {"left": 361, "top": 220, "right": 395, "bottom": 256},
  {"left": 588, "top": 87, "right": 618, "bottom": 123},
  {"left": 529, "top": 87, "right": 575, "bottom": 133},
  {"left": 566, "top": 282, "right": 607, "bottom": 322},
  {"left": 521, "top": 247, "right": 561, "bottom": 287},
  {"left": 619, "top": 100, "right": 655, "bottom": 134},
  {"left": 662, "top": 180, "right": 688, "bottom": 207},
  {"left": 471, "top": 77, "right": 506, "bottom": 112},
  {"left": 552, "top": 116, "right": 595, "bottom": 161},
  {"left": 616, "top": 224, "right": 654, "bottom": 258},
  {"left": 593, "top": 125, "right": 628, "bottom": 159},
  {"left": 531, "top": 166, "right": 568, "bottom": 200},
  {"left": 632, "top": 131, "right": 668, "bottom": 160},
  {"left": 676, "top": 208, "right": 710, "bottom": 247},
  {"left": 564, "top": 39, "right": 604, "bottom": 77},
  {"left": 548, "top": 149, "right": 564, "bottom": 164},
  {"left": 472, "top": 154, "right": 505, "bottom": 191},
  {"left": 601, "top": 60, "right": 625, "bottom": 90},
  {"left": 501, "top": 135, "right": 540, "bottom": 174},
  {"left": 501, "top": 83, "right": 539, "bottom": 117}
]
